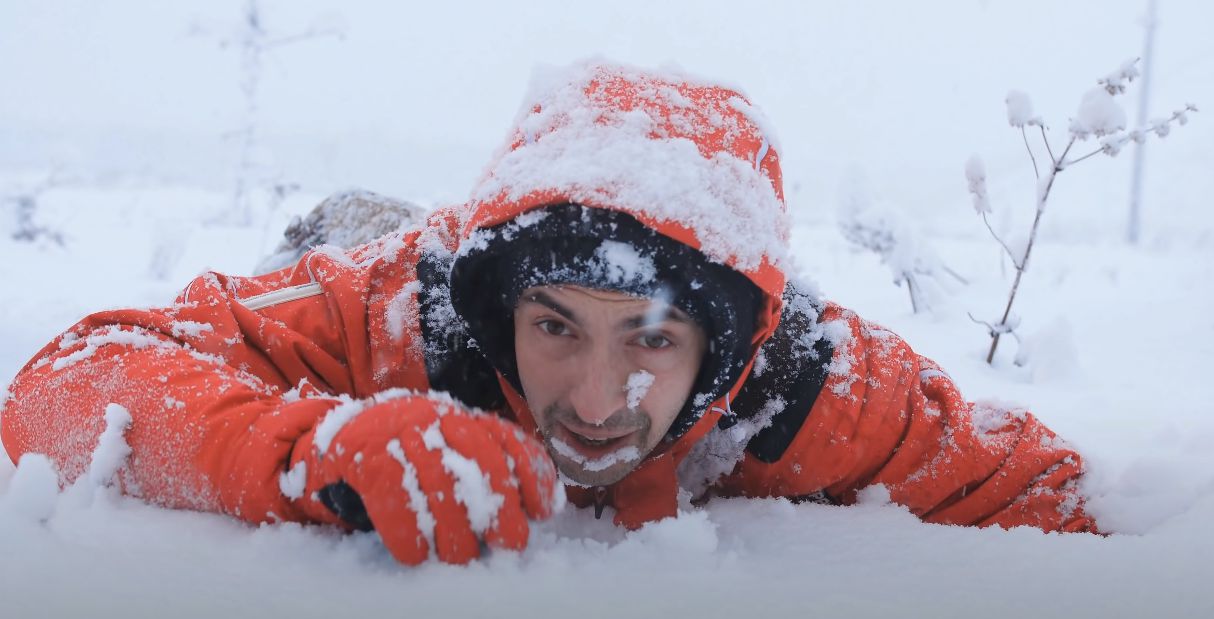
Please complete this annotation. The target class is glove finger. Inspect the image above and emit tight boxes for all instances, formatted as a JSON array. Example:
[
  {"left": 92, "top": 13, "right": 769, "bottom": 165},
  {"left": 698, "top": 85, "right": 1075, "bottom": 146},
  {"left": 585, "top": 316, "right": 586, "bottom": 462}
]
[
  {"left": 346, "top": 449, "right": 430, "bottom": 566},
  {"left": 398, "top": 417, "right": 481, "bottom": 565},
  {"left": 438, "top": 413, "right": 530, "bottom": 552},
  {"left": 479, "top": 415, "right": 560, "bottom": 521}
]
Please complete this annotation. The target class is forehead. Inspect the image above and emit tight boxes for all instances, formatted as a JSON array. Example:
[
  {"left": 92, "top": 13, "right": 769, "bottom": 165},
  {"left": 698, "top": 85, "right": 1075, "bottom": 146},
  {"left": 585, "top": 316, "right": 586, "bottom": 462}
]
[
  {"left": 519, "top": 284, "right": 693, "bottom": 323},
  {"left": 520, "top": 284, "right": 651, "bottom": 311},
  {"left": 530, "top": 284, "right": 645, "bottom": 304}
]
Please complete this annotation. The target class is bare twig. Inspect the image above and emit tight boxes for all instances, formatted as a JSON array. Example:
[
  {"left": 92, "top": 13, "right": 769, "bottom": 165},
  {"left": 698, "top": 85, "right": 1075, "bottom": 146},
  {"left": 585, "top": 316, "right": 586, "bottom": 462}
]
[
  {"left": 1021, "top": 127, "right": 1040, "bottom": 180},
  {"left": 981, "top": 212, "right": 1021, "bottom": 267},
  {"left": 967, "top": 312, "right": 999, "bottom": 336},
  {"left": 905, "top": 276, "right": 920, "bottom": 314},
  {"left": 942, "top": 265, "right": 969, "bottom": 286},
  {"left": 986, "top": 160, "right": 1058, "bottom": 363},
  {"left": 1039, "top": 125, "right": 1057, "bottom": 165},
  {"left": 1064, "top": 147, "right": 1106, "bottom": 167}
]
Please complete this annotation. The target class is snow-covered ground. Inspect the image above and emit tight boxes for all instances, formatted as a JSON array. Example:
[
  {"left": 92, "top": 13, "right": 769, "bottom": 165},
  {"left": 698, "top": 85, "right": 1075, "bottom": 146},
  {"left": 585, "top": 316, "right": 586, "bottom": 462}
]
[{"left": 2, "top": 1, "right": 1213, "bottom": 617}]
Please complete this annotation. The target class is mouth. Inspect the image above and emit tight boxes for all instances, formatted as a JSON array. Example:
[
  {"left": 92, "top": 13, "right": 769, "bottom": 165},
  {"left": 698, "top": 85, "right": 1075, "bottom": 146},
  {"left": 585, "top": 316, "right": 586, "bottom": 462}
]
[{"left": 552, "top": 423, "right": 639, "bottom": 460}]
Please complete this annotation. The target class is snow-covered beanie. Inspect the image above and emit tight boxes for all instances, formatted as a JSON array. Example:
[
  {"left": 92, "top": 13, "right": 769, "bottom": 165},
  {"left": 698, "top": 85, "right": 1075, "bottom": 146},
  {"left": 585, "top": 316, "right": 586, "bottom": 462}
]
[{"left": 448, "top": 203, "right": 763, "bottom": 441}]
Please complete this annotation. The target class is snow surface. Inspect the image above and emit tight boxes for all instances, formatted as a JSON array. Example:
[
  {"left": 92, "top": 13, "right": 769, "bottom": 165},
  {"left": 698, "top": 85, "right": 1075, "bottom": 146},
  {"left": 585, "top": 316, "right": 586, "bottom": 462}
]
[{"left": 2, "top": 1, "right": 1214, "bottom": 617}]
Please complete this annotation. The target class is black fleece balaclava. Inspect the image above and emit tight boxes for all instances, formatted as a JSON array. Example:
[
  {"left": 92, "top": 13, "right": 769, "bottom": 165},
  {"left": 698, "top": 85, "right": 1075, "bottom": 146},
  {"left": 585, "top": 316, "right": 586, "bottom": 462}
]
[{"left": 448, "top": 204, "right": 763, "bottom": 441}]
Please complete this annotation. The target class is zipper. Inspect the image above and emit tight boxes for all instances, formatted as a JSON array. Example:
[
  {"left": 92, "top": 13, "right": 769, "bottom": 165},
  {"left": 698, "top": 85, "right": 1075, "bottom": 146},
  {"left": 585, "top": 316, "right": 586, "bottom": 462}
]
[{"left": 237, "top": 282, "right": 324, "bottom": 311}]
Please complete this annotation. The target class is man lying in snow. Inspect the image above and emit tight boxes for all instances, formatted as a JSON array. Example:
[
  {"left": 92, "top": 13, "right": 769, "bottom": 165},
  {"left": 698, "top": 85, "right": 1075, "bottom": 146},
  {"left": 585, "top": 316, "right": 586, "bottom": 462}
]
[{"left": 1, "top": 62, "right": 1098, "bottom": 565}]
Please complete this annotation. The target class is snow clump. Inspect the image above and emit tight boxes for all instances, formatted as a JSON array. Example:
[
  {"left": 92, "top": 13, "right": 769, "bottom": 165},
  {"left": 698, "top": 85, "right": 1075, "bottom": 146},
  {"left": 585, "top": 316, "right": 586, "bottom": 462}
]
[
  {"left": 1069, "top": 87, "right": 1127, "bottom": 139},
  {"left": 625, "top": 370, "right": 655, "bottom": 410},
  {"left": 1004, "top": 90, "right": 1039, "bottom": 128},
  {"left": 965, "top": 155, "right": 991, "bottom": 214},
  {"left": 86, "top": 403, "right": 133, "bottom": 489}
]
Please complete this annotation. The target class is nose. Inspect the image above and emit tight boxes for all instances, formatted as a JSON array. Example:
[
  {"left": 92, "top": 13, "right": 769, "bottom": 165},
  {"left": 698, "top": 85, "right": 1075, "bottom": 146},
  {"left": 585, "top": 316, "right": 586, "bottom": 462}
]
[{"left": 566, "top": 341, "right": 630, "bottom": 426}]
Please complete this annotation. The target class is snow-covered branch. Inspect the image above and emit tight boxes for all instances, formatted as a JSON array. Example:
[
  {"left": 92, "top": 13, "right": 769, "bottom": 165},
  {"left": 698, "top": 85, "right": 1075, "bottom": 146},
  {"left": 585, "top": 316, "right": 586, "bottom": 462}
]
[{"left": 968, "top": 57, "right": 1196, "bottom": 365}]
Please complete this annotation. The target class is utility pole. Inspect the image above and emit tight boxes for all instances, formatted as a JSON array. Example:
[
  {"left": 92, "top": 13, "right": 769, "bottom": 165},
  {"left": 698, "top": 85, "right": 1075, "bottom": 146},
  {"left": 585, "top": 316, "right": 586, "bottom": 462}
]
[{"left": 1128, "top": 0, "right": 1158, "bottom": 245}]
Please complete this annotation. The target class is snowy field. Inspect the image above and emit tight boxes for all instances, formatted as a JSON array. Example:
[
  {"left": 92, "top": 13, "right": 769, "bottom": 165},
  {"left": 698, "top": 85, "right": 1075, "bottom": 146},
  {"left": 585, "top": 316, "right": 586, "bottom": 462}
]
[{"left": 2, "top": 1, "right": 1213, "bottom": 617}]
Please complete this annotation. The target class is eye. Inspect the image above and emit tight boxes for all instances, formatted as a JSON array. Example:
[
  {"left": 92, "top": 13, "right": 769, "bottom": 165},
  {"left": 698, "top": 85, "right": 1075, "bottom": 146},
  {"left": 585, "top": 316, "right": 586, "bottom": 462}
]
[
  {"left": 536, "top": 319, "right": 571, "bottom": 337},
  {"left": 636, "top": 332, "right": 672, "bottom": 350}
]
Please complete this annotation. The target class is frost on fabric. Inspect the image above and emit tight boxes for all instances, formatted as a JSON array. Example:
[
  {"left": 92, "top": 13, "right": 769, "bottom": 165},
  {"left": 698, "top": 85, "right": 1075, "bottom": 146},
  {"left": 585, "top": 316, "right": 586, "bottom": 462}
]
[
  {"left": 386, "top": 438, "right": 437, "bottom": 550},
  {"left": 385, "top": 280, "right": 422, "bottom": 342},
  {"left": 822, "top": 317, "right": 859, "bottom": 398},
  {"left": 50, "top": 325, "right": 176, "bottom": 371},
  {"left": 312, "top": 388, "right": 418, "bottom": 455},
  {"left": 471, "top": 61, "right": 788, "bottom": 272},
  {"left": 420, "top": 421, "right": 504, "bottom": 534},
  {"left": 86, "top": 403, "right": 133, "bottom": 489},
  {"left": 169, "top": 320, "right": 214, "bottom": 339},
  {"left": 970, "top": 400, "right": 1029, "bottom": 445},
  {"left": 678, "top": 395, "right": 786, "bottom": 496},
  {"left": 624, "top": 370, "right": 654, "bottom": 410},
  {"left": 593, "top": 240, "right": 657, "bottom": 286},
  {"left": 278, "top": 461, "right": 307, "bottom": 501},
  {"left": 550, "top": 438, "right": 640, "bottom": 473}
]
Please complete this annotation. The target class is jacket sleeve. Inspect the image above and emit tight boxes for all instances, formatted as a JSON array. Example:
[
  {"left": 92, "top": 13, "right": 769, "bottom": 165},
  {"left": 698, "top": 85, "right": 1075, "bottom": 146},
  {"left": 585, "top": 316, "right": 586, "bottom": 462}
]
[
  {"left": 0, "top": 210, "right": 460, "bottom": 527},
  {"left": 719, "top": 300, "right": 1098, "bottom": 533}
]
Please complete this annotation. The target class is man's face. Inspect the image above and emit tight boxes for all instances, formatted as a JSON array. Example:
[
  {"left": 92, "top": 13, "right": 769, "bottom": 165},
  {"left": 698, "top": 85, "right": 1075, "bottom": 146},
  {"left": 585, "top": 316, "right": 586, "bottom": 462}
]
[{"left": 513, "top": 284, "right": 708, "bottom": 486}]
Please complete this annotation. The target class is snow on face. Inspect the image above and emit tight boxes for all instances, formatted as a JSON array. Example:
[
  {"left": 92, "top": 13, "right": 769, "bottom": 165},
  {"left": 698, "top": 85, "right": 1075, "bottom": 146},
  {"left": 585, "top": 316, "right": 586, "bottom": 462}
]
[
  {"left": 471, "top": 61, "right": 788, "bottom": 274},
  {"left": 625, "top": 370, "right": 655, "bottom": 410},
  {"left": 549, "top": 438, "right": 641, "bottom": 473}
]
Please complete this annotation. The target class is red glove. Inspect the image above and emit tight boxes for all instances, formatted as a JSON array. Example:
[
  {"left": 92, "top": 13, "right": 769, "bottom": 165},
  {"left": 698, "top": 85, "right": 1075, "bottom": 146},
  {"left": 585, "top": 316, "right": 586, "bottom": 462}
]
[{"left": 300, "top": 394, "right": 560, "bottom": 565}]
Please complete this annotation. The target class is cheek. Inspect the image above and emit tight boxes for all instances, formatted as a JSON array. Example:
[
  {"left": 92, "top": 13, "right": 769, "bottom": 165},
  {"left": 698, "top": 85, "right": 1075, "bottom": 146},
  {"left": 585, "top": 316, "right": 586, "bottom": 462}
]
[
  {"left": 515, "top": 327, "right": 566, "bottom": 414},
  {"left": 638, "top": 348, "right": 704, "bottom": 434}
]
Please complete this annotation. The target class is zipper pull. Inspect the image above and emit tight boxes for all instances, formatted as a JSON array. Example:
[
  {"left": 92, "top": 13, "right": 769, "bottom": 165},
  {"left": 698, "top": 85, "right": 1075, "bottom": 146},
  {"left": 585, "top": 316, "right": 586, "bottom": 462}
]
[{"left": 593, "top": 486, "right": 608, "bottom": 519}]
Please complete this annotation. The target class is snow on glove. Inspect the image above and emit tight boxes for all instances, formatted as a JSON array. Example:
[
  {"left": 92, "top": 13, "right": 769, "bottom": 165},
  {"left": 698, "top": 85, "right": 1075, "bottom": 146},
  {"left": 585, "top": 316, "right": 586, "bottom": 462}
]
[{"left": 299, "top": 394, "right": 560, "bottom": 565}]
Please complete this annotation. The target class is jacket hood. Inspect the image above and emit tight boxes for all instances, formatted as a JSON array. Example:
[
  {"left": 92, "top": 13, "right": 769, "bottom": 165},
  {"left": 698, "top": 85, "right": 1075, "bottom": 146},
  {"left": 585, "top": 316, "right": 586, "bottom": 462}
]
[{"left": 450, "top": 61, "right": 791, "bottom": 526}]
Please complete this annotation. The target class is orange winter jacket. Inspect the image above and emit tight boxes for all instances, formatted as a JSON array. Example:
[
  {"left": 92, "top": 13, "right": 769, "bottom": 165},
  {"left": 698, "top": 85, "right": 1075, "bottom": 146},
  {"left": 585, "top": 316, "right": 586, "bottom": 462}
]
[{"left": 1, "top": 63, "right": 1096, "bottom": 535}]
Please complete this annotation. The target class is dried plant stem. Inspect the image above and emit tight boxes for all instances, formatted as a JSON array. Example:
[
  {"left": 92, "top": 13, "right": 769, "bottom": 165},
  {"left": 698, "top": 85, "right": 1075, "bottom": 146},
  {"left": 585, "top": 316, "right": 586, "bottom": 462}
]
[
  {"left": 985, "top": 139, "right": 1069, "bottom": 364},
  {"left": 1021, "top": 127, "right": 1040, "bottom": 179}
]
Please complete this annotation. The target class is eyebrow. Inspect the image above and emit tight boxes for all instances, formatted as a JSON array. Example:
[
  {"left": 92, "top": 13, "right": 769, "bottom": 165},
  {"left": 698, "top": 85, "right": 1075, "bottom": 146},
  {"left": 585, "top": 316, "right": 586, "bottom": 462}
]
[
  {"left": 522, "top": 291, "right": 578, "bottom": 323},
  {"left": 620, "top": 307, "right": 692, "bottom": 330},
  {"left": 521, "top": 291, "right": 692, "bottom": 330}
]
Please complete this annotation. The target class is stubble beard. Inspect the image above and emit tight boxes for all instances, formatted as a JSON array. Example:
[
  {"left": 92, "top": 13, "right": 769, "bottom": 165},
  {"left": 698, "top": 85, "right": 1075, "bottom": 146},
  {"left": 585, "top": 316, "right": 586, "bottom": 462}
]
[{"left": 538, "top": 402, "right": 654, "bottom": 487}]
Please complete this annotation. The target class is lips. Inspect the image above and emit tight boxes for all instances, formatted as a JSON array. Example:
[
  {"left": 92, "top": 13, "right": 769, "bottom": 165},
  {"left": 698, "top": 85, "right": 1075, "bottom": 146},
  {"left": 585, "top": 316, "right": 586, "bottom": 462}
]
[{"left": 554, "top": 422, "right": 638, "bottom": 459}]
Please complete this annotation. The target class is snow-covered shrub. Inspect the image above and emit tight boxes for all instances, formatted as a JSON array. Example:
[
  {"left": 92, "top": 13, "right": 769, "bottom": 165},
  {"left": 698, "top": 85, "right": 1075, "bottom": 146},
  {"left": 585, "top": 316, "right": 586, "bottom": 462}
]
[
  {"left": 967, "top": 58, "right": 1196, "bottom": 364},
  {"left": 194, "top": 0, "right": 343, "bottom": 226},
  {"left": 1, "top": 173, "right": 65, "bottom": 246},
  {"left": 838, "top": 170, "right": 964, "bottom": 313}
]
